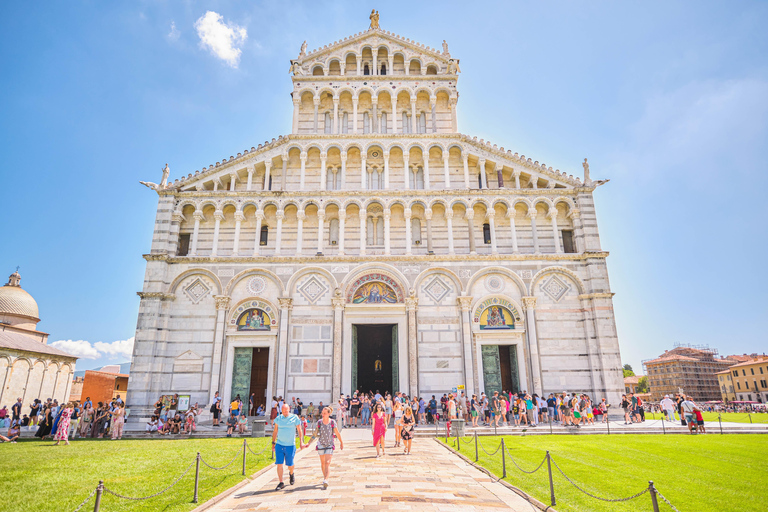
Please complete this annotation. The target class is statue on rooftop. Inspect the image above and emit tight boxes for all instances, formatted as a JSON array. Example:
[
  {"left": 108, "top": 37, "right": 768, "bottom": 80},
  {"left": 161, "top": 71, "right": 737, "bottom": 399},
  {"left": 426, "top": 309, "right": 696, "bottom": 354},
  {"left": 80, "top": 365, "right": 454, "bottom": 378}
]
[
  {"left": 299, "top": 40, "right": 307, "bottom": 58},
  {"left": 442, "top": 40, "right": 450, "bottom": 56},
  {"left": 369, "top": 9, "right": 380, "bottom": 29},
  {"left": 582, "top": 158, "right": 591, "bottom": 183}
]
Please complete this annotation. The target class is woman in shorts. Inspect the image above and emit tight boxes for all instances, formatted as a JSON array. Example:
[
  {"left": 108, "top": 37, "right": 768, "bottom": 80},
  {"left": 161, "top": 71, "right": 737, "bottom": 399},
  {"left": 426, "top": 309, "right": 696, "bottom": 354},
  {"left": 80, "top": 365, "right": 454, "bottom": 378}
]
[
  {"left": 470, "top": 395, "right": 480, "bottom": 427},
  {"left": 393, "top": 400, "right": 404, "bottom": 447},
  {"left": 316, "top": 406, "right": 344, "bottom": 489}
]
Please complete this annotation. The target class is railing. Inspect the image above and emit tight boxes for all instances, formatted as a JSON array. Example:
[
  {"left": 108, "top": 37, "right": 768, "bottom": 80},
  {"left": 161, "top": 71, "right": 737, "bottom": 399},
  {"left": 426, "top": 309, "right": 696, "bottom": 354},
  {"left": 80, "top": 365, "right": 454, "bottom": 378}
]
[{"left": 444, "top": 433, "right": 682, "bottom": 512}]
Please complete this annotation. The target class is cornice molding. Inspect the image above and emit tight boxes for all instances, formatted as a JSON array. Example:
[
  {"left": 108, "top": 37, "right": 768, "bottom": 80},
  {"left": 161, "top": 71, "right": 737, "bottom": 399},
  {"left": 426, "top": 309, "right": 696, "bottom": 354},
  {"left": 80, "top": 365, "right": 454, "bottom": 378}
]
[{"left": 136, "top": 292, "right": 176, "bottom": 301}]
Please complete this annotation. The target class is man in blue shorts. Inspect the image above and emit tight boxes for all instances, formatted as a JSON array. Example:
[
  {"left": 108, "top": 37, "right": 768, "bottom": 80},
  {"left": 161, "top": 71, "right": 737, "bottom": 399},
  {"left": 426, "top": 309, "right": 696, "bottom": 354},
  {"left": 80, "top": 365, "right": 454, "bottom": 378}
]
[{"left": 272, "top": 403, "right": 307, "bottom": 490}]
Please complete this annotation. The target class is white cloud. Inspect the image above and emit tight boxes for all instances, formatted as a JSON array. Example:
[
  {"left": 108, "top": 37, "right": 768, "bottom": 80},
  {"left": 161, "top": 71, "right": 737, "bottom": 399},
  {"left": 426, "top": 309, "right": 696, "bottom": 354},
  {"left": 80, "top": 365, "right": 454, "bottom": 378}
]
[
  {"left": 168, "top": 21, "right": 180, "bottom": 41},
  {"left": 50, "top": 337, "right": 135, "bottom": 360},
  {"left": 194, "top": 11, "right": 247, "bottom": 68}
]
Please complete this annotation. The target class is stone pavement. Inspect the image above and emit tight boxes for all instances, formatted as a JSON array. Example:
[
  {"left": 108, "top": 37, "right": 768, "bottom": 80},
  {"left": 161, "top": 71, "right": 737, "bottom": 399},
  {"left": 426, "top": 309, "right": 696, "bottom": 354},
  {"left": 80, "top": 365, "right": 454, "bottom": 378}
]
[{"left": 205, "top": 429, "right": 538, "bottom": 511}]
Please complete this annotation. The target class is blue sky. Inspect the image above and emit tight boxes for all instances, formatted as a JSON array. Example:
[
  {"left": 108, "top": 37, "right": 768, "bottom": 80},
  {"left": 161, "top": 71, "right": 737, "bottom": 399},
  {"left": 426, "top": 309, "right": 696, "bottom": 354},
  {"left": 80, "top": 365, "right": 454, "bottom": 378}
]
[{"left": 2, "top": 1, "right": 767, "bottom": 372}]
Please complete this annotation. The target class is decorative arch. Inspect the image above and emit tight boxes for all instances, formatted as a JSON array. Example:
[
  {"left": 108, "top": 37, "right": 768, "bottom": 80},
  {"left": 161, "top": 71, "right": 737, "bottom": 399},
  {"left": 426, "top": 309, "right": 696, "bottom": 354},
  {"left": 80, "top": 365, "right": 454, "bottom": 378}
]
[
  {"left": 225, "top": 268, "right": 285, "bottom": 296},
  {"left": 170, "top": 269, "right": 223, "bottom": 295},
  {"left": 465, "top": 266, "right": 528, "bottom": 296},
  {"left": 342, "top": 264, "right": 409, "bottom": 304},
  {"left": 413, "top": 267, "right": 462, "bottom": 295},
  {"left": 530, "top": 266, "right": 585, "bottom": 296},
  {"left": 228, "top": 297, "right": 278, "bottom": 331},
  {"left": 286, "top": 266, "right": 339, "bottom": 295}
]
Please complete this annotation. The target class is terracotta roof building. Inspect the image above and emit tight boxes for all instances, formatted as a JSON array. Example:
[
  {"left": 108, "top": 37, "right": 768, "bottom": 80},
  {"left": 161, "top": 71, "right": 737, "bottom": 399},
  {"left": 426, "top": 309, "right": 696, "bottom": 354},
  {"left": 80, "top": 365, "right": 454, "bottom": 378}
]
[{"left": 643, "top": 346, "right": 738, "bottom": 402}]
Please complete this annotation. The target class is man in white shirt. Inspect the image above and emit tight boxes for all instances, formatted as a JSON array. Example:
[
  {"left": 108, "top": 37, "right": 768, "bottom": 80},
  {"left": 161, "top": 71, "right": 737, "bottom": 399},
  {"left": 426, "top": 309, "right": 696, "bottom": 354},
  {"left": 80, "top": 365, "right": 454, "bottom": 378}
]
[
  {"left": 660, "top": 395, "right": 675, "bottom": 422},
  {"left": 681, "top": 395, "right": 697, "bottom": 434}
]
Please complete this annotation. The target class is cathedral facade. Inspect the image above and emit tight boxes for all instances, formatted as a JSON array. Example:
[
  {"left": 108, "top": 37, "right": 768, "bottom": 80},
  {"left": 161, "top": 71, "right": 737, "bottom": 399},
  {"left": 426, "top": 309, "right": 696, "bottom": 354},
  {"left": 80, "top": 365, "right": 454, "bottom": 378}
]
[{"left": 127, "top": 19, "right": 623, "bottom": 419}]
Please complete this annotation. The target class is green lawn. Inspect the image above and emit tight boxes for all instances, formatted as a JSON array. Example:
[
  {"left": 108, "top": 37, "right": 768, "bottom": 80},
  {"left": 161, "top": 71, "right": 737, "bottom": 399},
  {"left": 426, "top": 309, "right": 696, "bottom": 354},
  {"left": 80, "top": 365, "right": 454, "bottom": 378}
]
[
  {"left": 644, "top": 411, "right": 768, "bottom": 424},
  {"left": 442, "top": 434, "right": 768, "bottom": 512},
  {"left": 1, "top": 437, "right": 274, "bottom": 512}
]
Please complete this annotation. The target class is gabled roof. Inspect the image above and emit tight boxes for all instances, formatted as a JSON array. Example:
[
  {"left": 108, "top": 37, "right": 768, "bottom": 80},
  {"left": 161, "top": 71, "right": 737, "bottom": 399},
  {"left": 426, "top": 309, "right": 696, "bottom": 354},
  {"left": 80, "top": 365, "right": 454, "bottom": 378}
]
[
  {"left": 297, "top": 27, "right": 452, "bottom": 66},
  {"left": 0, "top": 330, "right": 77, "bottom": 359}
]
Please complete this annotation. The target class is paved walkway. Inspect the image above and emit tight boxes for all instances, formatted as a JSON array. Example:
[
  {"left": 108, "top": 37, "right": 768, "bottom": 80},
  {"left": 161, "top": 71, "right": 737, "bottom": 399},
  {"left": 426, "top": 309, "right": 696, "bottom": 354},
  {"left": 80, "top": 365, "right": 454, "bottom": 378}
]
[{"left": 205, "top": 430, "right": 537, "bottom": 511}]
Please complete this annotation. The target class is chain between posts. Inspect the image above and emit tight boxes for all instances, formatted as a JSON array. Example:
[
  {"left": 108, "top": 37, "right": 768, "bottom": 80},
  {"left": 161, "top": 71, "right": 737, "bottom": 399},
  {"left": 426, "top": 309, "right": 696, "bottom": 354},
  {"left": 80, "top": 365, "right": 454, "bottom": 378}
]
[
  {"left": 504, "top": 444, "right": 548, "bottom": 474},
  {"left": 655, "top": 487, "right": 682, "bottom": 512},
  {"left": 103, "top": 459, "right": 195, "bottom": 501},
  {"left": 200, "top": 445, "right": 244, "bottom": 470},
  {"left": 550, "top": 457, "right": 649, "bottom": 502},
  {"left": 70, "top": 488, "right": 97, "bottom": 512},
  {"left": 246, "top": 439, "right": 271, "bottom": 456}
]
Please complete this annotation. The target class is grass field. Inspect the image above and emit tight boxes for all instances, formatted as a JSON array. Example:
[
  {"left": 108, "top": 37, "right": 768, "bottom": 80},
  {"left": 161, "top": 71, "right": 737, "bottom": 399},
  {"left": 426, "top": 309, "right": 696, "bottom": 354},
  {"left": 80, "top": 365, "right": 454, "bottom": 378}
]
[
  {"left": 1, "top": 437, "right": 274, "bottom": 512},
  {"left": 442, "top": 434, "right": 768, "bottom": 512},
  {"left": 644, "top": 411, "right": 768, "bottom": 424}
]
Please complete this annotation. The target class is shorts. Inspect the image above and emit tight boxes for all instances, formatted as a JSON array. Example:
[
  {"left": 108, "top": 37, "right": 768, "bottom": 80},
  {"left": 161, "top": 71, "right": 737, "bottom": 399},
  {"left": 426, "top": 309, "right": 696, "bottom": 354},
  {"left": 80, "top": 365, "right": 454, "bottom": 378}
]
[
  {"left": 471, "top": 410, "right": 478, "bottom": 417},
  {"left": 231, "top": 410, "right": 239, "bottom": 417},
  {"left": 697, "top": 420, "right": 704, "bottom": 426},
  {"left": 685, "top": 414, "right": 695, "bottom": 424},
  {"left": 275, "top": 443, "right": 297, "bottom": 466},
  {"left": 317, "top": 447, "right": 334, "bottom": 455}
]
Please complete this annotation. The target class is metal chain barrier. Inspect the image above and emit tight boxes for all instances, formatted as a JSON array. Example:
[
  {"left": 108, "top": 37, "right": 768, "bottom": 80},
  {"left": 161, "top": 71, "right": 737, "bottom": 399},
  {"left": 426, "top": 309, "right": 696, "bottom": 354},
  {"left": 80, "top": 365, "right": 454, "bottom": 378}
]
[
  {"left": 550, "top": 458, "right": 649, "bottom": 502},
  {"left": 656, "top": 488, "right": 682, "bottom": 512},
  {"left": 200, "top": 446, "right": 244, "bottom": 470},
  {"left": 71, "top": 488, "right": 97, "bottom": 512},
  {"left": 504, "top": 445, "right": 547, "bottom": 474},
  {"left": 245, "top": 440, "right": 271, "bottom": 456},
  {"left": 103, "top": 459, "right": 195, "bottom": 501},
  {"left": 477, "top": 437, "right": 502, "bottom": 456}
]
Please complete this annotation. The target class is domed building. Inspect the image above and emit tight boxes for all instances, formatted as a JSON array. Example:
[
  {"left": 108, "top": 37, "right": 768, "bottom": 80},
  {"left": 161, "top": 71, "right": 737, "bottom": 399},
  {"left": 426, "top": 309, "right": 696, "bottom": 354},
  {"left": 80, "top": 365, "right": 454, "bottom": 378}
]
[{"left": 0, "top": 270, "right": 77, "bottom": 410}]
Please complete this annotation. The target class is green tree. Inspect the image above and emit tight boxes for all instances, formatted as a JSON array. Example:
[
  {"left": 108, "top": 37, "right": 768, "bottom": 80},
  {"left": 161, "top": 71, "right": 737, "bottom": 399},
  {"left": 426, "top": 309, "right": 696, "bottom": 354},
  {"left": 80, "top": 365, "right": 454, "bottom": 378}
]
[
  {"left": 623, "top": 364, "right": 635, "bottom": 378},
  {"left": 636, "top": 376, "right": 649, "bottom": 393}
]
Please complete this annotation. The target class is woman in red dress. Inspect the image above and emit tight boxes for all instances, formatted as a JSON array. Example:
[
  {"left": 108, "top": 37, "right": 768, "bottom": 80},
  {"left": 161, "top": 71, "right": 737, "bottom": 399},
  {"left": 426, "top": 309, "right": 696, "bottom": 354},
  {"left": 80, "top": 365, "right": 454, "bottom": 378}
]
[
  {"left": 371, "top": 403, "right": 387, "bottom": 457},
  {"left": 53, "top": 403, "right": 73, "bottom": 446}
]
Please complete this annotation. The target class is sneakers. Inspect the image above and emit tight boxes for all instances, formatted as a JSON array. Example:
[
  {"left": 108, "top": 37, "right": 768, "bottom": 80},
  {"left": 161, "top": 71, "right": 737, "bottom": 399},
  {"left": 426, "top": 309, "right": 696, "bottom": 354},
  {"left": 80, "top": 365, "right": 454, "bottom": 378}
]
[
  {"left": 275, "top": 482, "right": 285, "bottom": 490},
  {"left": 289, "top": 473, "right": 295, "bottom": 485},
  {"left": 322, "top": 480, "right": 328, "bottom": 489}
]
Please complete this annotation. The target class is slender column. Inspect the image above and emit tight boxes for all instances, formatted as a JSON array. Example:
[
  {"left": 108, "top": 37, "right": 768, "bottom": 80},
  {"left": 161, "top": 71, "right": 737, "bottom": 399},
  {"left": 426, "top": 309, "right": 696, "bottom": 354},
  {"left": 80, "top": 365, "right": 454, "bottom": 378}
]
[
  {"left": 229, "top": 173, "right": 236, "bottom": 191},
  {"left": 403, "top": 154, "right": 410, "bottom": 189},
  {"left": 388, "top": 55, "right": 394, "bottom": 75},
  {"left": 232, "top": 212, "right": 244, "bottom": 256},
  {"left": 372, "top": 49, "right": 378, "bottom": 76},
  {"left": 507, "top": 209, "right": 519, "bottom": 254},
  {"left": 361, "top": 155, "right": 367, "bottom": 190},
  {"left": 570, "top": 208, "right": 584, "bottom": 253},
  {"left": 356, "top": 56, "right": 362, "bottom": 76},
  {"left": 340, "top": 63, "right": 346, "bottom": 76},
  {"left": 450, "top": 98, "right": 458, "bottom": 132},
  {"left": 466, "top": 210, "right": 476, "bottom": 254},
  {"left": 458, "top": 296, "right": 475, "bottom": 396},
  {"left": 523, "top": 297, "right": 543, "bottom": 395},
  {"left": 358, "top": 211, "right": 366, "bottom": 256},
  {"left": 263, "top": 161, "right": 271, "bottom": 191},
  {"left": 338, "top": 210, "right": 346, "bottom": 255},
  {"left": 445, "top": 210, "right": 455, "bottom": 254},
  {"left": 423, "top": 151, "right": 431, "bottom": 189},
  {"left": 496, "top": 162, "right": 504, "bottom": 188},
  {"left": 299, "top": 151, "right": 307, "bottom": 190},
  {"left": 410, "top": 98, "right": 417, "bottom": 133},
  {"left": 371, "top": 99, "right": 378, "bottom": 133},
  {"left": 391, "top": 96, "right": 398, "bottom": 133},
  {"left": 333, "top": 98, "right": 339, "bottom": 134},
  {"left": 406, "top": 296, "right": 419, "bottom": 396},
  {"left": 253, "top": 211, "right": 263, "bottom": 255},
  {"left": 190, "top": 211, "right": 203, "bottom": 256},
  {"left": 275, "top": 210, "right": 284, "bottom": 255},
  {"left": 549, "top": 210, "right": 562, "bottom": 253},
  {"left": 276, "top": 298, "right": 293, "bottom": 397},
  {"left": 352, "top": 98, "right": 359, "bottom": 134},
  {"left": 331, "top": 296, "right": 345, "bottom": 401},
  {"left": 443, "top": 153, "right": 450, "bottom": 188},
  {"left": 404, "top": 60, "right": 409, "bottom": 75},
  {"left": 383, "top": 150, "right": 390, "bottom": 189},
  {"left": 340, "top": 151, "right": 347, "bottom": 190},
  {"left": 292, "top": 97, "right": 300, "bottom": 133},
  {"left": 529, "top": 210, "right": 540, "bottom": 254},
  {"left": 313, "top": 98, "right": 319, "bottom": 132},
  {"left": 320, "top": 152, "right": 327, "bottom": 191},
  {"left": 383, "top": 208, "right": 391, "bottom": 255},
  {"left": 246, "top": 166, "right": 254, "bottom": 191},
  {"left": 478, "top": 158, "right": 487, "bottom": 189},
  {"left": 209, "top": 296, "right": 230, "bottom": 404},
  {"left": 430, "top": 97, "right": 437, "bottom": 133},
  {"left": 425, "top": 208, "right": 434, "bottom": 254},
  {"left": 487, "top": 211, "right": 498, "bottom": 255},
  {"left": 316, "top": 210, "right": 325, "bottom": 255},
  {"left": 169, "top": 212, "right": 182, "bottom": 256},
  {"left": 513, "top": 169, "right": 521, "bottom": 189},
  {"left": 281, "top": 153, "right": 288, "bottom": 191},
  {"left": 404, "top": 208, "right": 412, "bottom": 255},
  {"left": 296, "top": 211, "right": 305, "bottom": 255},
  {"left": 463, "top": 154, "right": 470, "bottom": 188},
  {"left": 531, "top": 176, "right": 538, "bottom": 189}
]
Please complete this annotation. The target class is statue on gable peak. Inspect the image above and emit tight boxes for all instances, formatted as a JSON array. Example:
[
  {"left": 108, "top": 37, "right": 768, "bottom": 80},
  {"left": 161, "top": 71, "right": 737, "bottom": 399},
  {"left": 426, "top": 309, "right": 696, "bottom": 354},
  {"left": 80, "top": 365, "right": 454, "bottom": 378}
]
[{"left": 369, "top": 9, "right": 380, "bottom": 29}]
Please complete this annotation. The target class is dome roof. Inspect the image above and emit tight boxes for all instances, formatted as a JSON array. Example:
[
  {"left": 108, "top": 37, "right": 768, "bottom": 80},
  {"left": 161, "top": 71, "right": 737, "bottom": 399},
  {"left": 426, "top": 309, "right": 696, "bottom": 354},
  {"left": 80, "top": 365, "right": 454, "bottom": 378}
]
[{"left": 0, "top": 271, "right": 40, "bottom": 321}]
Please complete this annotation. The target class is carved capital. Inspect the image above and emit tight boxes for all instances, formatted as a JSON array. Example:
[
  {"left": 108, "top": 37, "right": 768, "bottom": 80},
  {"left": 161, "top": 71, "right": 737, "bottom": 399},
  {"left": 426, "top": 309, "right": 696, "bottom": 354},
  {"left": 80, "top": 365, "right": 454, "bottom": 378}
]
[
  {"left": 424, "top": 208, "right": 433, "bottom": 220},
  {"left": 214, "top": 210, "right": 225, "bottom": 221},
  {"left": 255, "top": 209, "right": 265, "bottom": 220},
  {"left": 278, "top": 297, "right": 294, "bottom": 310},
  {"left": 465, "top": 210, "right": 475, "bottom": 220},
  {"left": 457, "top": 296, "right": 473, "bottom": 311},
  {"left": 214, "top": 295, "right": 231, "bottom": 310},
  {"left": 404, "top": 208, "right": 412, "bottom": 218},
  {"left": 171, "top": 212, "right": 184, "bottom": 222},
  {"left": 276, "top": 210, "right": 285, "bottom": 220},
  {"left": 569, "top": 208, "right": 581, "bottom": 219},
  {"left": 296, "top": 211, "right": 306, "bottom": 221},
  {"left": 405, "top": 297, "right": 418, "bottom": 311},
  {"left": 340, "top": 151, "right": 347, "bottom": 160},
  {"left": 193, "top": 211, "right": 205, "bottom": 221},
  {"left": 264, "top": 160, "right": 272, "bottom": 170},
  {"left": 300, "top": 151, "right": 308, "bottom": 160},
  {"left": 486, "top": 211, "right": 495, "bottom": 220},
  {"left": 527, "top": 210, "right": 537, "bottom": 220},
  {"left": 444, "top": 210, "right": 453, "bottom": 220},
  {"left": 332, "top": 297, "right": 345, "bottom": 309},
  {"left": 234, "top": 212, "right": 246, "bottom": 222},
  {"left": 506, "top": 209, "right": 517, "bottom": 220},
  {"left": 320, "top": 152, "right": 327, "bottom": 160},
  {"left": 338, "top": 210, "right": 346, "bottom": 220},
  {"left": 522, "top": 296, "right": 537, "bottom": 310},
  {"left": 317, "top": 210, "right": 326, "bottom": 220}
]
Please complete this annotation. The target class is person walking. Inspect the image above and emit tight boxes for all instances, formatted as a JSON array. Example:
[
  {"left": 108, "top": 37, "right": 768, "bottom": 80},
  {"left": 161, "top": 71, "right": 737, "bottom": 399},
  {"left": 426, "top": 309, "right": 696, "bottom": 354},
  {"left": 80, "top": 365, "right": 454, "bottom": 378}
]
[
  {"left": 681, "top": 395, "right": 697, "bottom": 434},
  {"left": 349, "top": 394, "right": 360, "bottom": 428},
  {"left": 211, "top": 391, "right": 222, "bottom": 427},
  {"left": 53, "top": 402, "right": 73, "bottom": 446},
  {"left": 393, "top": 400, "right": 403, "bottom": 447},
  {"left": 401, "top": 405, "right": 415, "bottom": 454},
  {"left": 372, "top": 403, "right": 387, "bottom": 457},
  {"left": 272, "top": 403, "right": 307, "bottom": 490},
  {"left": 315, "top": 406, "right": 344, "bottom": 489}
]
